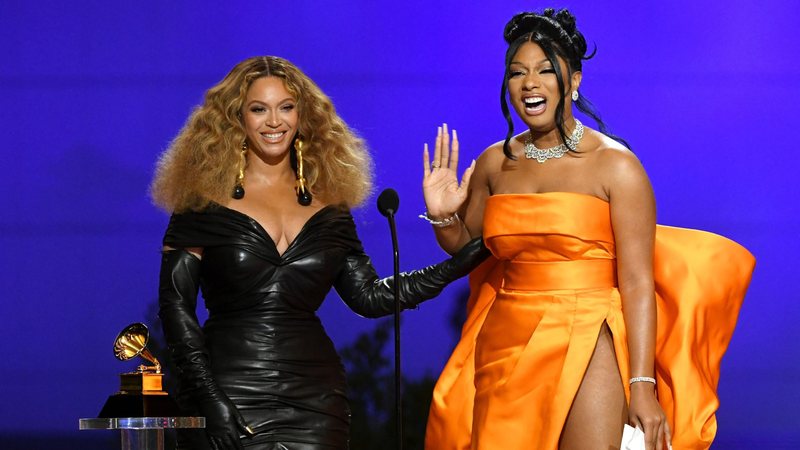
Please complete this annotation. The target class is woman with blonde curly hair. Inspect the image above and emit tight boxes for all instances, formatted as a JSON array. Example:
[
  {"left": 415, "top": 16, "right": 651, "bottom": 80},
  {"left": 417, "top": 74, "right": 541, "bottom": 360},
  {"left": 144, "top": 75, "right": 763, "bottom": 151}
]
[{"left": 151, "top": 56, "right": 488, "bottom": 449}]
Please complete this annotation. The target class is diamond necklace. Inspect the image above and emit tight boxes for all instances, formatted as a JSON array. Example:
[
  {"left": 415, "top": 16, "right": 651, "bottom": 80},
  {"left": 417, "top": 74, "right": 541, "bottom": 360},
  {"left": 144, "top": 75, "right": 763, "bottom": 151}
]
[{"left": 524, "top": 119, "right": 584, "bottom": 163}]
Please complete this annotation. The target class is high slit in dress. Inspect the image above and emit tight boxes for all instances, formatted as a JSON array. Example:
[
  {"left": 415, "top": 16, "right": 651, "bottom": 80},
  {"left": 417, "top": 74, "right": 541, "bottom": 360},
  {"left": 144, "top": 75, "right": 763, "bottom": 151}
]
[{"left": 425, "top": 192, "right": 755, "bottom": 450}]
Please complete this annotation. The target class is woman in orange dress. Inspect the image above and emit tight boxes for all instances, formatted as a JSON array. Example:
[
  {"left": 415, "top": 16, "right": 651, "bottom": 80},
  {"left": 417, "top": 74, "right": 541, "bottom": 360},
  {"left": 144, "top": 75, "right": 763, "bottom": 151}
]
[{"left": 419, "top": 8, "right": 754, "bottom": 450}]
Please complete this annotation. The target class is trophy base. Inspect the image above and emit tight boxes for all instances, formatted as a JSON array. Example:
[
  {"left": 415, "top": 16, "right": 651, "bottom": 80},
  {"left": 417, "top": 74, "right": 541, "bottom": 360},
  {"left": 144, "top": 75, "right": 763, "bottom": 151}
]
[
  {"left": 120, "top": 372, "right": 164, "bottom": 392},
  {"left": 98, "top": 392, "right": 182, "bottom": 418},
  {"left": 98, "top": 372, "right": 182, "bottom": 418}
]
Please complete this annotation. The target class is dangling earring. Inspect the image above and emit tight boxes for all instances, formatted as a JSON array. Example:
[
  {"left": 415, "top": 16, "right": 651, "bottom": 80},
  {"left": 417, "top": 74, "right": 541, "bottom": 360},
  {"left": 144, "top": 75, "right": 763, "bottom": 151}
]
[
  {"left": 571, "top": 90, "right": 579, "bottom": 101},
  {"left": 232, "top": 142, "right": 247, "bottom": 199},
  {"left": 294, "top": 138, "right": 313, "bottom": 206}
]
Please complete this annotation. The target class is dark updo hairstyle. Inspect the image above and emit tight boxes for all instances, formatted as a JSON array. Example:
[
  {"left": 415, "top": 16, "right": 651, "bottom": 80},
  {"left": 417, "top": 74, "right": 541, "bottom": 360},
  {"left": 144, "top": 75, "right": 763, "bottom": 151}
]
[{"left": 500, "top": 8, "right": 628, "bottom": 159}]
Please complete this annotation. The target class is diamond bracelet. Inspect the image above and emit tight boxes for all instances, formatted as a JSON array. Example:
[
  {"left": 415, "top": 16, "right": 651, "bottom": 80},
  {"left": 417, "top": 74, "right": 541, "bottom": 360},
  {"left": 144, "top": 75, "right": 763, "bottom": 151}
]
[
  {"left": 629, "top": 376, "right": 656, "bottom": 385},
  {"left": 418, "top": 212, "right": 460, "bottom": 228}
]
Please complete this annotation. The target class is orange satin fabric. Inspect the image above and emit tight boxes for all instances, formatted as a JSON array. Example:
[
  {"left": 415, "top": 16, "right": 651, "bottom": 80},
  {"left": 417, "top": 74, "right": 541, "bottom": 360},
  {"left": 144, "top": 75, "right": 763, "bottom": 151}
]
[{"left": 425, "top": 192, "right": 755, "bottom": 450}]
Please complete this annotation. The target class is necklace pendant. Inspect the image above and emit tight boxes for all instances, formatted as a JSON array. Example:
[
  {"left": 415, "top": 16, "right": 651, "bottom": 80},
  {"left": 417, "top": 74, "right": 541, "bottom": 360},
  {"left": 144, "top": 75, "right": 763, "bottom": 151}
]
[{"left": 524, "top": 120, "right": 584, "bottom": 163}]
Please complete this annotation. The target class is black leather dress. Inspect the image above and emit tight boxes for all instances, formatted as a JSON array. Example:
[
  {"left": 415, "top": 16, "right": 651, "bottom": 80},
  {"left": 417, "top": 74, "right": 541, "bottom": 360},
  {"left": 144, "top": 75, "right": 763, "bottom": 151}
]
[{"left": 158, "top": 204, "right": 488, "bottom": 449}]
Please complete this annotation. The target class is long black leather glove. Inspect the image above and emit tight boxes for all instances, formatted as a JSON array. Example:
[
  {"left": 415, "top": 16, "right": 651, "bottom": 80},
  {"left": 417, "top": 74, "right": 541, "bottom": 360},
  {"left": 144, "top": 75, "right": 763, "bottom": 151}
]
[
  {"left": 158, "top": 249, "right": 253, "bottom": 450},
  {"left": 335, "top": 236, "right": 490, "bottom": 318}
]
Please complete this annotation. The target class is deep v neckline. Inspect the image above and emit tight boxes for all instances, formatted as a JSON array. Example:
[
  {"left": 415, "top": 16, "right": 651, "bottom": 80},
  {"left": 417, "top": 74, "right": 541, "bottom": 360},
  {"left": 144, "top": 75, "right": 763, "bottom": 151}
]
[{"left": 218, "top": 204, "right": 335, "bottom": 258}]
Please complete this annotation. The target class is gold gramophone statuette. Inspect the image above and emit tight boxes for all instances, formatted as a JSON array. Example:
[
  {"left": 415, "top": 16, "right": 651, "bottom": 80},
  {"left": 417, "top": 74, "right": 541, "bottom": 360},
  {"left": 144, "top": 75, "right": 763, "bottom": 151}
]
[
  {"left": 113, "top": 322, "right": 165, "bottom": 393},
  {"left": 98, "top": 322, "right": 180, "bottom": 417}
]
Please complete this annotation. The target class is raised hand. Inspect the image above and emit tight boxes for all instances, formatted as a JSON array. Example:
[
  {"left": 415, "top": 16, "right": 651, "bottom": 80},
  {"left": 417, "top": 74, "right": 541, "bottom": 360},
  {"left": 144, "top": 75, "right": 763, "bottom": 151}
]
[{"left": 422, "top": 123, "right": 475, "bottom": 219}]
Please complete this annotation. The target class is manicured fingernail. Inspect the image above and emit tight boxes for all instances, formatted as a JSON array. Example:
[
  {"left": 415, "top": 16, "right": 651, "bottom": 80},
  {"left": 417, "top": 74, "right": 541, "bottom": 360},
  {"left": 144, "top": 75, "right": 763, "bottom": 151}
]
[{"left": 453, "top": 129, "right": 458, "bottom": 139}]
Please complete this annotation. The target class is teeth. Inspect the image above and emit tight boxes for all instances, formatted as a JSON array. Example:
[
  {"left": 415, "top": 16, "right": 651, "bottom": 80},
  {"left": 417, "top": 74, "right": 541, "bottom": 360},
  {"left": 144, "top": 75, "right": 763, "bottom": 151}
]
[
  {"left": 524, "top": 96, "right": 545, "bottom": 105},
  {"left": 262, "top": 132, "right": 284, "bottom": 139}
]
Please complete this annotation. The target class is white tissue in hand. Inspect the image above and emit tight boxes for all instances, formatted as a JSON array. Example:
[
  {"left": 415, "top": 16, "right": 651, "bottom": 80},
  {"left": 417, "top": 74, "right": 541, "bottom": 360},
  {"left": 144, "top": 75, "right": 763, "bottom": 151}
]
[{"left": 620, "top": 424, "right": 646, "bottom": 450}]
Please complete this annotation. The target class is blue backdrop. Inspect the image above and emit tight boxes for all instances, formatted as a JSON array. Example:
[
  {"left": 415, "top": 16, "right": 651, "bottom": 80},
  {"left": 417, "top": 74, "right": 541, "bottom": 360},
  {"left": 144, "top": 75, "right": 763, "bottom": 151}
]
[{"left": 1, "top": 1, "right": 798, "bottom": 447}]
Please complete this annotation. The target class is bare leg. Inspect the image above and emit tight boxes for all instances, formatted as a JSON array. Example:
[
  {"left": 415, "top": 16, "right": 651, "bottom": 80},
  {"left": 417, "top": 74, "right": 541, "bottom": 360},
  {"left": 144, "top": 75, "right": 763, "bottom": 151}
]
[{"left": 559, "top": 323, "right": 627, "bottom": 450}]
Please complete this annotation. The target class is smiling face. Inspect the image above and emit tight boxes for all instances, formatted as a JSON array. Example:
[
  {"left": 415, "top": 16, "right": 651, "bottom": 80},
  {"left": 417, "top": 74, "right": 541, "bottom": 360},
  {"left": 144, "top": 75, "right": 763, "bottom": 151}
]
[
  {"left": 241, "top": 76, "right": 299, "bottom": 162},
  {"left": 507, "top": 41, "right": 581, "bottom": 132}
]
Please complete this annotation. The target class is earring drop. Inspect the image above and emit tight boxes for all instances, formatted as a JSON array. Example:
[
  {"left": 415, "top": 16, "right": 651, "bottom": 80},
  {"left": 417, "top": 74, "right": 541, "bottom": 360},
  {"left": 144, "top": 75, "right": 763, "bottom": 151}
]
[
  {"left": 294, "top": 138, "right": 312, "bottom": 206},
  {"left": 232, "top": 142, "right": 247, "bottom": 199},
  {"left": 571, "top": 90, "right": 579, "bottom": 101}
]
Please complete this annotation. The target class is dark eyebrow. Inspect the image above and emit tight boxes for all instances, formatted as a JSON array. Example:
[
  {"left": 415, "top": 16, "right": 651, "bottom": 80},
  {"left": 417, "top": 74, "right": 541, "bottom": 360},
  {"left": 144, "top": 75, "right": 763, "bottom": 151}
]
[
  {"left": 510, "top": 58, "right": 551, "bottom": 67},
  {"left": 247, "top": 97, "right": 295, "bottom": 106}
]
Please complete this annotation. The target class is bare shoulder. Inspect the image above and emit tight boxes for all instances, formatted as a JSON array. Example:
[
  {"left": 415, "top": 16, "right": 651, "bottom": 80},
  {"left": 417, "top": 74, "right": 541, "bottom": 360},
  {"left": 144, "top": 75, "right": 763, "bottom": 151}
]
[
  {"left": 476, "top": 134, "right": 524, "bottom": 171},
  {"left": 579, "top": 131, "right": 651, "bottom": 197},
  {"left": 162, "top": 245, "right": 204, "bottom": 260},
  {"left": 588, "top": 133, "right": 645, "bottom": 181},
  {"left": 477, "top": 140, "right": 506, "bottom": 165},
  {"left": 464, "top": 140, "right": 499, "bottom": 181}
]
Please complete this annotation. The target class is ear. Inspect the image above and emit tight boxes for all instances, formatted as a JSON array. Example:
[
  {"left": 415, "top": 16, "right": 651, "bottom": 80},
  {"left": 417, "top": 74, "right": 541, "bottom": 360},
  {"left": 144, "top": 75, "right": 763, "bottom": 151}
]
[{"left": 570, "top": 70, "right": 582, "bottom": 93}]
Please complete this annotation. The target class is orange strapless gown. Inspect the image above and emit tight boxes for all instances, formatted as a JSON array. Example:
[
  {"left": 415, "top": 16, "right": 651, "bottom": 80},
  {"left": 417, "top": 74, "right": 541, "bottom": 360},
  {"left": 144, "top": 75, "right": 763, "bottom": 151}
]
[{"left": 425, "top": 192, "right": 755, "bottom": 450}]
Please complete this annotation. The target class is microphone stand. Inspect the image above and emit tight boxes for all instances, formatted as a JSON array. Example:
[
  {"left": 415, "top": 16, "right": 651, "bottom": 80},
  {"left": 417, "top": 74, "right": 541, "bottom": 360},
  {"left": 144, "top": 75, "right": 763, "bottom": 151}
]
[
  {"left": 377, "top": 188, "right": 402, "bottom": 450},
  {"left": 388, "top": 208, "right": 402, "bottom": 450}
]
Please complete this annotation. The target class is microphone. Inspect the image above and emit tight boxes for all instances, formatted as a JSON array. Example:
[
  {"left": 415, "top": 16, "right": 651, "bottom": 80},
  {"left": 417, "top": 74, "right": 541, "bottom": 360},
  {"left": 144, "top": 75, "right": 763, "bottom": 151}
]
[
  {"left": 377, "top": 187, "right": 403, "bottom": 450},
  {"left": 377, "top": 188, "right": 400, "bottom": 217}
]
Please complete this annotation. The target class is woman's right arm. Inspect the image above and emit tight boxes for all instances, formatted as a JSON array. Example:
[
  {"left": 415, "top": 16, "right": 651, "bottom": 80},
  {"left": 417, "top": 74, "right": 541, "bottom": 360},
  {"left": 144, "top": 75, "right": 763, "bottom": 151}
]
[
  {"left": 158, "top": 247, "right": 252, "bottom": 450},
  {"left": 158, "top": 247, "right": 208, "bottom": 399},
  {"left": 422, "top": 124, "right": 491, "bottom": 255}
]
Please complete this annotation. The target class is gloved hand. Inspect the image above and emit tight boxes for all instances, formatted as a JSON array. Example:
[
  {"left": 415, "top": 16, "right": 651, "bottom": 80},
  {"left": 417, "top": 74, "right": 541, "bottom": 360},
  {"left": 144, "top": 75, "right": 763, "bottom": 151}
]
[
  {"left": 200, "top": 392, "right": 253, "bottom": 450},
  {"left": 335, "top": 236, "right": 490, "bottom": 317}
]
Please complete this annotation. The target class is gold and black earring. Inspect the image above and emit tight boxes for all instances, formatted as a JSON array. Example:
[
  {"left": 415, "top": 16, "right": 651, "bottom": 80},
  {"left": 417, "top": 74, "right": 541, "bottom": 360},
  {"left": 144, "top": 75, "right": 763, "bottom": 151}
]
[
  {"left": 232, "top": 142, "right": 247, "bottom": 199},
  {"left": 294, "top": 138, "right": 312, "bottom": 206}
]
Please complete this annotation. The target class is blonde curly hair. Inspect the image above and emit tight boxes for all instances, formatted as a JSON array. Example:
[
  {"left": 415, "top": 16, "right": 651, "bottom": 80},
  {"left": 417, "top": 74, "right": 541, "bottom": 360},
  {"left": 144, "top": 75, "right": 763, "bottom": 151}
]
[{"left": 151, "top": 56, "right": 373, "bottom": 213}]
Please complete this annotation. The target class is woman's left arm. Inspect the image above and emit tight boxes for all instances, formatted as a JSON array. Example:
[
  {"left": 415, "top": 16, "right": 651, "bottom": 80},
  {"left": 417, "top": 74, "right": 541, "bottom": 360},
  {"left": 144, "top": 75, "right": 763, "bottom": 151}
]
[
  {"left": 606, "top": 150, "right": 671, "bottom": 450},
  {"left": 333, "top": 236, "right": 490, "bottom": 318}
]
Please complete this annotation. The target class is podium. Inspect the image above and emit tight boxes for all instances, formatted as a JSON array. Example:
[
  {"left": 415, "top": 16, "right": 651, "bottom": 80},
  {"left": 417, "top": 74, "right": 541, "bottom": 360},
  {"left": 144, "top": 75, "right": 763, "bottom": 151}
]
[{"left": 79, "top": 416, "right": 204, "bottom": 450}]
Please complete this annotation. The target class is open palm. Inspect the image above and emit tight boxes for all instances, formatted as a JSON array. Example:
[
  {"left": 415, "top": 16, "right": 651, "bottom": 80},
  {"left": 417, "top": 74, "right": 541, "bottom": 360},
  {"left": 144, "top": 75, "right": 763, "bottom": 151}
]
[{"left": 423, "top": 124, "right": 474, "bottom": 218}]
